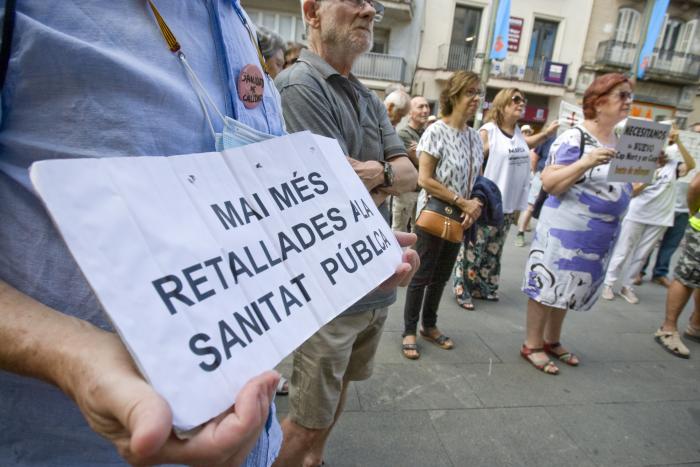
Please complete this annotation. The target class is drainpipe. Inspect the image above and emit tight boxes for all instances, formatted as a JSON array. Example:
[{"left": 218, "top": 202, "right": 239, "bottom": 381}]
[{"left": 474, "top": 0, "right": 500, "bottom": 128}]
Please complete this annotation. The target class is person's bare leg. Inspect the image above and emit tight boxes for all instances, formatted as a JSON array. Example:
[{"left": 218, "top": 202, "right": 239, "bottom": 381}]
[
  {"left": 543, "top": 307, "right": 579, "bottom": 364},
  {"left": 661, "top": 280, "right": 693, "bottom": 332},
  {"left": 689, "top": 290, "right": 700, "bottom": 329},
  {"left": 303, "top": 378, "right": 351, "bottom": 467},
  {"left": 525, "top": 299, "right": 554, "bottom": 367},
  {"left": 276, "top": 418, "right": 325, "bottom": 467},
  {"left": 518, "top": 205, "right": 534, "bottom": 233},
  {"left": 543, "top": 308, "right": 567, "bottom": 343}
]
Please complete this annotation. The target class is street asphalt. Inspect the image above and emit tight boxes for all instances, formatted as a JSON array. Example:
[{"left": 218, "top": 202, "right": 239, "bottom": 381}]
[{"left": 275, "top": 227, "right": 700, "bottom": 467}]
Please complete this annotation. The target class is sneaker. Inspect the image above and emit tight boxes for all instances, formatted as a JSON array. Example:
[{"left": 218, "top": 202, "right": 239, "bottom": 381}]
[
  {"left": 620, "top": 286, "right": 639, "bottom": 304},
  {"left": 654, "top": 328, "right": 690, "bottom": 358},
  {"left": 515, "top": 232, "right": 525, "bottom": 247},
  {"left": 601, "top": 285, "right": 614, "bottom": 300}
]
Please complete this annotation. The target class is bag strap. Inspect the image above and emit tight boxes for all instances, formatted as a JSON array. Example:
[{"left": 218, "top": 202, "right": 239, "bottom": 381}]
[
  {"left": 0, "top": 0, "right": 17, "bottom": 92},
  {"left": 576, "top": 126, "right": 586, "bottom": 160}
]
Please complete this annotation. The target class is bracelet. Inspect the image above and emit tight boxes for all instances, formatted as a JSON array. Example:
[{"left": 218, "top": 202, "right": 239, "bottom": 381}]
[{"left": 452, "top": 194, "right": 460, "bottom": 204}]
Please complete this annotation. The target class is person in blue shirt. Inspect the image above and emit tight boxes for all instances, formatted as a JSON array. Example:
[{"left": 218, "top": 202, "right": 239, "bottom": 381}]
[{"left": 0, "top": 2, "right": 417, "bottom": 464}]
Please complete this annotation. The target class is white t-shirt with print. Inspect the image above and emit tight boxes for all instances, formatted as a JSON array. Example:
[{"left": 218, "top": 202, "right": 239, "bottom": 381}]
[
  {"left": 415, "top": 120, "right": 483, "bottom": 213},
  {"left": 480, "top": 121, "right": 530, "bottom": 213},
  {"left": 625, "top": 158, "right": 679, "bottom": 227},
  {"left": 666, "top": 144, "right": 690, "bottom": 213}
]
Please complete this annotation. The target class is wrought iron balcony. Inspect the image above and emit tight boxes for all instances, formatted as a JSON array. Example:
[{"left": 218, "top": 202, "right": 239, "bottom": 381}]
[
  {"left": 646, "top": 48, "right": 700, "bottom": 81},
  {"left": 595, "top": 40, "right": 636, "bottom": 68},
  {"left": 438, "top": 43, "right": 477, "bottom": 71},
  {"left": 352, "top": 52, "right": 407, "bottom": 83},
  {"left": 523, "top": 59, "right": 569, "bottom": 86}
]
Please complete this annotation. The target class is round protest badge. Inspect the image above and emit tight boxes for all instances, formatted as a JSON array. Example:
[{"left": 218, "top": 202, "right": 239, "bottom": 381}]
[{"left": 238, "top": 64, "right": 264, "bottom": 109}]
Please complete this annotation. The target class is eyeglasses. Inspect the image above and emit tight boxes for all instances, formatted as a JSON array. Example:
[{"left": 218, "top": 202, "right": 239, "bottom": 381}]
[
  {"left": 335, "top": 0, "right": 385, "bottom": 23},
  {"left": 612, "top": 91, "right": 634, "bottom": 102},
  {"left": 464, "top": 88, "right": 485, "bottom": 99},
  {"left": 511, "top": 95, "right": 527, "bottom": 105}
]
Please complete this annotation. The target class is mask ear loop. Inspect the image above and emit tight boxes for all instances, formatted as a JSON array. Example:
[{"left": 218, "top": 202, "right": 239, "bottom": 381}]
[{"left": 177, "top": 52, "right": 228, "bottom": 139}]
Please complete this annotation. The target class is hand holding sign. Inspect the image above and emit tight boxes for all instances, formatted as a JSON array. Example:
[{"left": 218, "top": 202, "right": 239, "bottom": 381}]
[
  {"left": 581, "top": 147, "right": 616, "bottom": 169},
  {"left": 58, "top": 325, "right": 278, "bottom": 466},
  {"left": 30, "top": 131, "right": 404, "bottom": 431}
]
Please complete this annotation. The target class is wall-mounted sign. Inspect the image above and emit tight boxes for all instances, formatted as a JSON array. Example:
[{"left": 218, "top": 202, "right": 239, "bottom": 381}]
[
  {"left": 543, "top": 61, "right": 568, "bottom": 85},
  {"left": 508, "top": 17, "right": 524, "bottom": 52}
]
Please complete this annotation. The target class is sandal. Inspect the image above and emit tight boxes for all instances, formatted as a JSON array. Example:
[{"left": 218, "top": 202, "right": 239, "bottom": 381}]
[
  {"left": 543, "top": 342, "right": 579, "bottom": 366},
  {"left": 684, "top": 322, "right": 700, "bottom": 344},
  {"left": 401, "top": 342, "right": 420, "bottom": 360},
  {"left": 457, "top": 297, "right": 475, "bottom": 311},
  {"left": 520, "top": 344, "right": 559, "bottom": 375},
  {"left": 419, "top": 328, "right": 454, "bottom": 350},
  {"left": 473, "top": 293, "right": 499, "bottom": 302},
  {"left": 654, "top": 328, "right": 690, "bottom": 358},
  {"left": 276, "top": 376, "right": 289, "bottom": 396}
]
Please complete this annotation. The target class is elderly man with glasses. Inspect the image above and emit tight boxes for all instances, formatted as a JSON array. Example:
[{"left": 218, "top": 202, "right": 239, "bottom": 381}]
[{"left": 273, "top": 0, "right": 417, "bottom": 465}]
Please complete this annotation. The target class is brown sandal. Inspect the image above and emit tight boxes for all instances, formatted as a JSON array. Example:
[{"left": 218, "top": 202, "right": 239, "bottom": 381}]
[
  {"left": 520, "top": 344, "right": 559, "bottom": 375},
  {"left": 543, "top": 342, "right": 579, "bottom": 366},
  {"left": 420, "top": 328, "right": 454, "bottom": 350}
]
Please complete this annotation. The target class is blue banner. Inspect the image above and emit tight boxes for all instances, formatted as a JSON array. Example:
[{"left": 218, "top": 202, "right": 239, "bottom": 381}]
[
  {"left": 489, "top": 0, "right": 511, "bottom": 60},
  {"left": 637, "top": 0, "right": 669, "bottom": 79}
]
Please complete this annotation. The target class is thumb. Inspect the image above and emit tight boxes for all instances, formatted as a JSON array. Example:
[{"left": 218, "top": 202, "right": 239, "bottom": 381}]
[{"left": 124, "top": 383, "right": 174, "bottom": 459}]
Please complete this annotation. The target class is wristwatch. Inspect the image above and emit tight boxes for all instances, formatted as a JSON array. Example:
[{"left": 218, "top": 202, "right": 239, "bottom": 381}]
[{"left": 381, "top": 161, "right": 394, "bottom": 188}]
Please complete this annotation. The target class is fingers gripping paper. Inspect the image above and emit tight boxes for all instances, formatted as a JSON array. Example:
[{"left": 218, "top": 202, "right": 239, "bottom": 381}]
[{"left": 30, "top": 131, "right": 402, "bottom": 431}]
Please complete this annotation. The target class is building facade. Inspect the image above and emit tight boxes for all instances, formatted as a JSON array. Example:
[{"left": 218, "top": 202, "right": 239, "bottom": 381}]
[
  {"left": 578, "top": 0, "right": 700, "bottom": 128},
  {"left": 412, "top": 0, "right": 594, "bottom": 129},
  {"left": 241, "top": 0, "right": 425, "bottom": 95}
]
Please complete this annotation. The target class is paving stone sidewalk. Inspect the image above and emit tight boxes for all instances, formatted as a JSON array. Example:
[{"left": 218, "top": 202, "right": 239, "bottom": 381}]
[{"left": 275, "top": 230, "right": 700, "bottom": 467}]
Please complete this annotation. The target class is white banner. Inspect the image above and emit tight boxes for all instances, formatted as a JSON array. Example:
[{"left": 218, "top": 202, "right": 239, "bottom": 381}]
[
  {"left": 608, "top": 118, "right": 671, "bottom": 183},
  {"left": 676, "top": 130, "right": 700, "bottom": 183},
  {"left": 557, "top": 100, "right": 584, "bottom": 135},
  {"left": 30, "top": 131, "right": 402, "bottom": 431}
]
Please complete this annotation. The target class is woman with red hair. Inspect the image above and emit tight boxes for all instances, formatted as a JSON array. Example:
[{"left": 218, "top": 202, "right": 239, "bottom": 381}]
[{"left": 520, "top": 73, "right": 634, "bottom": 374}]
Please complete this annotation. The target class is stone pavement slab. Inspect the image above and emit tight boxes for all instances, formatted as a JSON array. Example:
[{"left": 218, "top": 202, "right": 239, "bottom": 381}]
[{"left": 429, "top": 407, "right": 597, "bottom": 467}]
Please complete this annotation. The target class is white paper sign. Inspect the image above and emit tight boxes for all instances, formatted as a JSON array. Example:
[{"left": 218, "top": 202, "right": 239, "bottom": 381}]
[
  {"left": 676, "top": 130, "right": 700, "bottom": 183},
  {"left": 557, "top": 100, "right": 584, "bottom": 135},
  {"left": 30, "top": 131, "right": 402, "bottom": 431},
  {"left": 607, "top": 118, "right": 671, "bottom": 183}
]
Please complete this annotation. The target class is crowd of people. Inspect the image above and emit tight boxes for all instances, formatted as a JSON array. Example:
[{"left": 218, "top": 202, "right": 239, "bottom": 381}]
[{"left": 2, "top": 1, "right": 700, "bottom": 466}]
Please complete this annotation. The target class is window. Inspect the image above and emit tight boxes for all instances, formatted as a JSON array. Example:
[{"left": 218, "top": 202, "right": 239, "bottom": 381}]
[
  {"left": 447, "top": 5, "right": 482, "bottom": 69},
  {"left": 372, "top": 28, "right": 390, "bottom": 54},
  {"left": 614, "top": 8, "right": 641, "bottom": 44},
  {"left": 677, "top": 19, "right": 698, "bottom": 55},
  {"left": 527, "top": 19, "right": 558, "bottom": 69},
  {"left": 247, "top": 9, "right": 305, "bottom": 43}
]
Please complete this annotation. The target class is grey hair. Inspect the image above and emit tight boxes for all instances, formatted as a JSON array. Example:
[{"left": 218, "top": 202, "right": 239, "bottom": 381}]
[
  {"left": 256, "top": 26, "right": 285, "bottom": 60},
  {"left": 384, "top": 90, "right": 411, "bottom": 111}
]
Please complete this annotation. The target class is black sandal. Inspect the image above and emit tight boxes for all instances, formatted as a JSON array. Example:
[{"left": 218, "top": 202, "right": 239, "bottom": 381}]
[
  {"left": 401, "top": 342, "right": 420, "bottom": 360},
  {"left": 419, "top": 328, "right": 454, "bottom": 350}
]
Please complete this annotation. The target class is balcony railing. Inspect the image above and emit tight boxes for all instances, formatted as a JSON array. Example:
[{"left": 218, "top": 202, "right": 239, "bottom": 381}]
[
  {"left": 647, "top": 48, "right": 700, "bottom": 81},
  {"left": 352, "top": 52, "right": 407, "bottom": 83},
  {"left": 438, "top": 43, "right": 477, "bottom": 71},
  {"left": 595, "top": 40, "right": 636, "bottom": 67},
  {"left": 523, "top": 59, "right": 568, "bottom": 86},
  {"left": 596, "top": 40, "right": 700, "bottom": 81}
]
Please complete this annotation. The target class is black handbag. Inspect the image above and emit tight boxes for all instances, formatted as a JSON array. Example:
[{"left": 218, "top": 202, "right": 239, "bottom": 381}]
[{"left": 532, "top": 127, "right": 586, "bottom": 219}]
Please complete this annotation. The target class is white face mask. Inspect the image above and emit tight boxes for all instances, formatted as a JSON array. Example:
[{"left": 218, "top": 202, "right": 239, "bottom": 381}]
[
  {"left": 215, "top": 115, "right": 274, "bottom": 151},
  {"left": 176, "top": 53, "right": 274, "bottom": 151}
]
